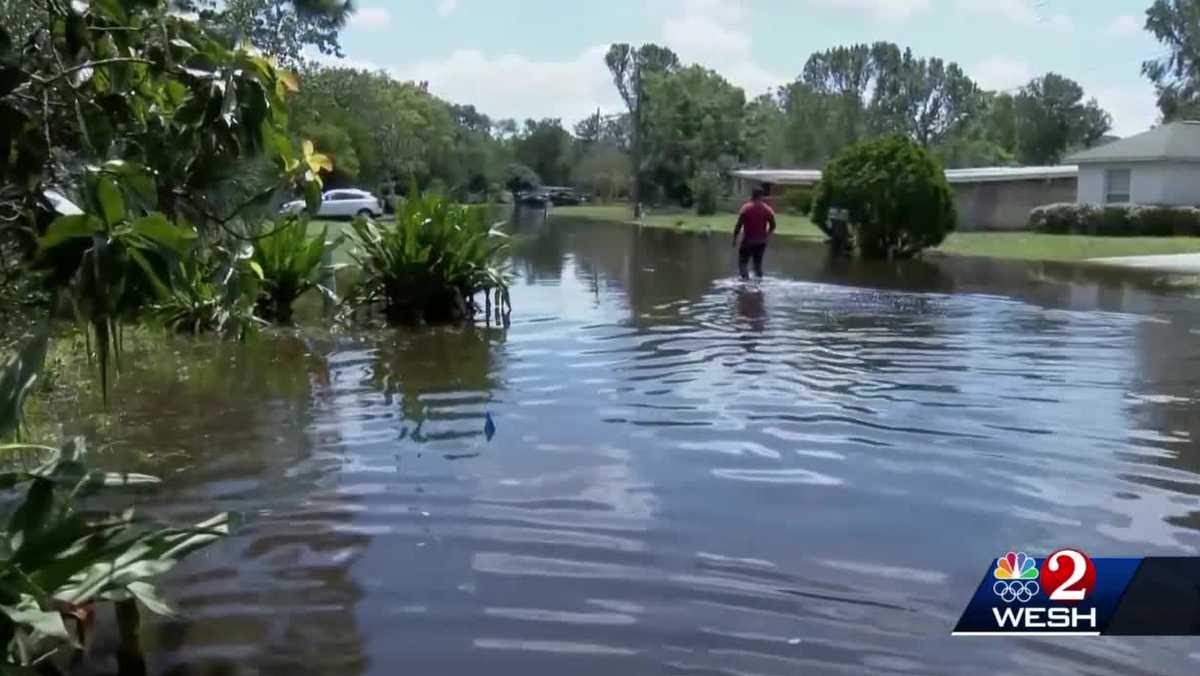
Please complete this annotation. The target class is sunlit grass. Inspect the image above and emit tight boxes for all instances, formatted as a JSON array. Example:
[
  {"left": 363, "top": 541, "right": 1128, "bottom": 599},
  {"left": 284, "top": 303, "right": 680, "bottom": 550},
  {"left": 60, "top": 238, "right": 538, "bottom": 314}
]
[{"left": 554, "top": 204, "right": 1200, "bottom": 262}]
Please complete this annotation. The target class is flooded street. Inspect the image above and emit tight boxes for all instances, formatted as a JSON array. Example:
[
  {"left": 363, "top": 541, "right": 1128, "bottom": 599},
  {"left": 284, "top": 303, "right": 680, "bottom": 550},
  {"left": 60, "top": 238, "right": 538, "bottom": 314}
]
[{"left": 67, "top": 218, "right": 1200, "bottom": 675}]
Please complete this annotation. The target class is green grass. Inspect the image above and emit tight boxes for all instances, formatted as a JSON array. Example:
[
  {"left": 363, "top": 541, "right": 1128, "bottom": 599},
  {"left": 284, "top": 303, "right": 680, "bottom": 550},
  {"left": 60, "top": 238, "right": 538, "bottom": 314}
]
[
  {"left": 554, "top": 204, "right": 825, "bottom": 239},
  {"left": 554, "top": 204, "right": 1200, "bottom": 263}
]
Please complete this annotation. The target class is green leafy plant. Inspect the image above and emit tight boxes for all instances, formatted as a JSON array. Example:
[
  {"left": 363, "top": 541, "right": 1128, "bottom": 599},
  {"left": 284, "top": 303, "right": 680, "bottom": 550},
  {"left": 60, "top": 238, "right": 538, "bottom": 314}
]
[
  {"left": 690, "top": 168, "right": 720, "bottom": 216},
  {"left": 346, "top": 194, "right": 511, "bottom": 325},
  {"left": 0, "top": 334, "right": 230, "bottom": 672},
  {"left": 251, "top": 218, "right": 341, "bottom": 324},
  {"left": 812, "top": 135, "right": 956, "bottom": 259},
  {"left": 153, "top": 250, "right": 263, "bottom": 339},
  {"left": 34, "top": 166, "right": 197, "bottom": 398}
]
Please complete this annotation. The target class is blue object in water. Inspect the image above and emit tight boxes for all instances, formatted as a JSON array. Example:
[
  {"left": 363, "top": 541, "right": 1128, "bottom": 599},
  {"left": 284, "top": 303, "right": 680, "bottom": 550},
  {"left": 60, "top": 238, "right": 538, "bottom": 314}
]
[{"left": 484, "top": 412, "right": 496, "bottom": 441}]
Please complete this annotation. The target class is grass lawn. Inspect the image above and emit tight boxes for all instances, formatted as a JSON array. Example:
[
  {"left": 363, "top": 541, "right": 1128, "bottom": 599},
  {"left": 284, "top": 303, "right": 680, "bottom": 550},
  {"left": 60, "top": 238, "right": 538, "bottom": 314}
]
[{"left": 554, "top": 204, "right": 1200, "bottom": 263}]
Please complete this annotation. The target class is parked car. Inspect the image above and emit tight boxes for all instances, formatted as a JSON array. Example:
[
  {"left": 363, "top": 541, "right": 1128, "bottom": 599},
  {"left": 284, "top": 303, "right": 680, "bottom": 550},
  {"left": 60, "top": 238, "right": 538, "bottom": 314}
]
[
  {"left": 281, "top": 188, "right": 384, "bottom": 219},
  {"left": 546, "top": 188, "right": 584, "bottom": 206}
]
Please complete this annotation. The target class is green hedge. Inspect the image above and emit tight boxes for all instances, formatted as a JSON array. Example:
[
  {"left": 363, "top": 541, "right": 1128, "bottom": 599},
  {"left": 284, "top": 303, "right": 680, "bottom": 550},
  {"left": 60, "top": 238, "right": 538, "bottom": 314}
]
[
  {"left": 777, "top": 187, "right": 814, "bottom": 215},
  {"left": 1029, "top": 203, "right": 1200, "bottom": 236}
]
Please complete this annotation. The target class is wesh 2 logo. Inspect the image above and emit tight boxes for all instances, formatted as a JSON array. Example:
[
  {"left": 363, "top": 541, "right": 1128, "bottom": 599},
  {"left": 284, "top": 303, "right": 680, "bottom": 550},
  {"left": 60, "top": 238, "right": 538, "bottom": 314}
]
[{"left": 954, "top": 548, "right": 1105, "bottom": 636}]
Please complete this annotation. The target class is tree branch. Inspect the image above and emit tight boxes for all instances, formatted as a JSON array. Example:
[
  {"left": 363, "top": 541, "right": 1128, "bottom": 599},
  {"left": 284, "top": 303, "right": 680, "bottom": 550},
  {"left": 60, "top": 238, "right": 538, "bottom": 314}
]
[{"left": 31, "top": 58, "right": 154, "bottom": 86}]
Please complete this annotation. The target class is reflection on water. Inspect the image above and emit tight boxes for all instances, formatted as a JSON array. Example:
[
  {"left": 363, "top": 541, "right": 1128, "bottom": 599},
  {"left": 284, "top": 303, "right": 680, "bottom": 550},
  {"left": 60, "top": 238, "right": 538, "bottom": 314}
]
[{"left": 61, "top": 216, "right": 1200, "bottom": 675}]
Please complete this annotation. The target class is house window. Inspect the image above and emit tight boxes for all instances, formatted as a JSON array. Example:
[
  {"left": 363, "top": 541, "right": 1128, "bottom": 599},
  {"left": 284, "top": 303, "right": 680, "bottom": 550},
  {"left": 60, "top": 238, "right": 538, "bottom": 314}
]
[{"left": 1105, "top": 168, "right": 1131, "bottom": 203}]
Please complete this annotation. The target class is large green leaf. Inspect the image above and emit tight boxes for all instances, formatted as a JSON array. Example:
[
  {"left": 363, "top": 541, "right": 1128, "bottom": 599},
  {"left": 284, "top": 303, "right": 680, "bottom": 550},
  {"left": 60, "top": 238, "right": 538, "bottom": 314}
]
[
  {"left": 0, "top": 333, "right": 47, "bottom": 440},
  {"left": 129, "top": 213, "right": 196, "bottom": 256},
  {"left": 38, "top": 215, "right": 100, "bottom": 251},
  {"left": 95, "top": 177, "right": 125, "bottom": 227}
]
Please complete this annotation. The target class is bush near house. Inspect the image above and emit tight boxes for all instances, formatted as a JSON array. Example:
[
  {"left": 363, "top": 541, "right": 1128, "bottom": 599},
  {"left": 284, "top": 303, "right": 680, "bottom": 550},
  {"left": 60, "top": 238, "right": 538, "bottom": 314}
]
[
  {"left": 778, "top": 187, "right": 815, "bottom": 215},
  {"left": 812, "top": 136, "right": 956, "bottom": 259},
  {"left": 1029, "top": 203, "right": 1200, "bottom": 236}
]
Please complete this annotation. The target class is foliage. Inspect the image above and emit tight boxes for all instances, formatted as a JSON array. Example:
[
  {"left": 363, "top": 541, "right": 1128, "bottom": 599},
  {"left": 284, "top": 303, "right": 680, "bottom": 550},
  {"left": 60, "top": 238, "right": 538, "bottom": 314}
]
[
  {"left": 813, "top": 136, "right": 956, "bottom": 259},
  {"left": 573, "top": 144, "right": 631, "bottom": 202},
  {"left": 778, "top": 187, "right": 815, "bottom": 216},
  {"left": 690, "top": 168, "right": 721, "bottom": 216},
  {"left": 641, "top": 65, "right": 746, "bottom": 204},
  {"left": 514, "top": 119, "right": 573, "bottom": 187},
  {"left": 34, "top": 165, "right": 198, "bottom": 398},
  {"left": 1144, "top": 0, "right": 1200, "bottom": 120},
  {"left": 345, "top": 194, "right": 511, "bottom": 325},
  {"left": 605, "top": 43, "right": 680, "bottom": 210},
  {"left": 1029, "top": 203, "right": 1200, "bottom": 237},
  {"left": 1013, "top": 74, "right": 1111, "bottom": 165},
  {"left": 152, "top": 252, "right": 262, "bottom": 339},
  {"left": 503, "top": 164, "right": 541, "bottom": 202},
  {"left": 290, "top": 67, "right": 458, "bottom": 191},
  {"left": 0, "top": 334, "right": 229, "bottom": 672},
  {"left": 185, "top": 0, "right": 353, "bottom": 66},
  {"left": 251, "top": 218, "right": 340, "bottom": 323}
]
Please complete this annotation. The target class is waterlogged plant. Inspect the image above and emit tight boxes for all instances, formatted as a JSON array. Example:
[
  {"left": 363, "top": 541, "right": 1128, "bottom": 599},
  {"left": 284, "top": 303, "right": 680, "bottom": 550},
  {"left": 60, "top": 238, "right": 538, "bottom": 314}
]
[
  {"left": 0, "top": 334, "right": 230, "bottom": 672},
  {"left": 153, "top": 251, "right": 263, "bottom": 339},
  {"left": 252, "top": 218, "right": 342, "bottom": 324},
  {"left": 346, "top": 194, "right": 511, "bottom": 325}
]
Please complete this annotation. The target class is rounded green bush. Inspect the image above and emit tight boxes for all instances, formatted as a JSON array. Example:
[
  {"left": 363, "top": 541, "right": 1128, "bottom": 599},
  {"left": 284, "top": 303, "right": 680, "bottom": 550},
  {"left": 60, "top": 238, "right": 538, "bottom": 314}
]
[{"left": 812, "top": 136, "right": 956, "bottom": 259}]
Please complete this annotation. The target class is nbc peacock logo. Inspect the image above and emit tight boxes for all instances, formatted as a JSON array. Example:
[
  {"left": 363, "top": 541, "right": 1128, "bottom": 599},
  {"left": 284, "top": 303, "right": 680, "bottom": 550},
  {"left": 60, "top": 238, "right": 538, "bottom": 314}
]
[{"left": 993, "top": 552, "right": 1040, "bottom": 603}]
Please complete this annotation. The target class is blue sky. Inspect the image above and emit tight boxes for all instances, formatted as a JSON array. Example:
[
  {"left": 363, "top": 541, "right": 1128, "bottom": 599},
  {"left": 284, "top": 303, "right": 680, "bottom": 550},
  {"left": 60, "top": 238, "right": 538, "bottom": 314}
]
[{"left": 333, "top": 1, "right": 1161, "bottom": 137}]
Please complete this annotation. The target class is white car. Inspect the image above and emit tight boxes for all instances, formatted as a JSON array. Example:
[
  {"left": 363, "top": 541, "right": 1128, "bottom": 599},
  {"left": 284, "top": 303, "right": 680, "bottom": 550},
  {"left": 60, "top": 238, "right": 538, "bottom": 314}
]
[{"left": 282, "top": 188, "right": 384, "bottom": 219}]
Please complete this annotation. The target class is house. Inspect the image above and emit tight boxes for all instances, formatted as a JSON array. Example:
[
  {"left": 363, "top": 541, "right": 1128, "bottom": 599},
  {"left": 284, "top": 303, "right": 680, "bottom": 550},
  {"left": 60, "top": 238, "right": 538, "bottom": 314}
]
[
  {"left": 728, "top": 166, "right": 1078, "bottom": 232},
  {"left": 1066, "top": 120, "right": 1200, "bottom": 207}
]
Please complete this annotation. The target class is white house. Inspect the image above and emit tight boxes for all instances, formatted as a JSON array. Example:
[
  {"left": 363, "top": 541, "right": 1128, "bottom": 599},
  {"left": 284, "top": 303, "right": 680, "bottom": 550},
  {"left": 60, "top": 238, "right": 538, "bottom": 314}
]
[{"left": 1066, "top": 120, "right": 1200, "bottom": 207}]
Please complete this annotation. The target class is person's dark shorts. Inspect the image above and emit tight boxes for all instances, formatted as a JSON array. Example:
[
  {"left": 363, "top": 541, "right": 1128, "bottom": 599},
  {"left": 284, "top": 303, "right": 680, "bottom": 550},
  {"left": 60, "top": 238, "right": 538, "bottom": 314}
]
[{"left": 738, "top": 243, "right": 767, "bottom": 278}]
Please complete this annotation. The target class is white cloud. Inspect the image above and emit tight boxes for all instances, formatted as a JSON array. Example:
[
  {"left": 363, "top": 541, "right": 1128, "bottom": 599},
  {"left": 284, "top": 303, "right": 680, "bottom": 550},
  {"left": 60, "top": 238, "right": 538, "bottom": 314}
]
[
  {"left": 348, "top": 6, "right": 392, "bottom": 31},
  {"left": 971, "top": 55, "right": 1033, "bottom": 92},
  {"left": 1107, "top": 14, "right": 1142, "bottom": 36},
  {"left": 808, "top": 0, "right": 930, "bottom": 21},
  {"left": 389, "top": 46, "right": 621, "bottom": 124},
  {"left": 957, "top": 0, "right": 1072, "bottom": 31},
  {"left": 661, "top": 0, "right": 787, "bottom": 98},
  {"left": 436, "top": 0, "right": 459, "bottom": 17},
  {"left": 1091, "top": 82, "right": 1160, "bottom": 137}
]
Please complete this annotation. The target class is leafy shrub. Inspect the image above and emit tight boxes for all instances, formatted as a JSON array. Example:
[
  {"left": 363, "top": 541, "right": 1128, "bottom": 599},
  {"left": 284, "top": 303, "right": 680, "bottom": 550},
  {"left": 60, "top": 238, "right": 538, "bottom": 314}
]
[
  {"left": 252, "top": 218, "right": 341, "bottom": 324},
  {"left": 153, "top": 253, "right": 261, "bottom": 338},
  {"left": 346, "top": 193, "right": 511, "bottom": 325},
  {"left": 0, "top": 334, "right": 229, "bottom": 671},
  {"left": 812, "top": 136, "right": 955, "bottom": 259},
  {"left": 1029, "top": 203, "right": 1200, "bottom": 236},
  {"left": 779, "top": 187, "right": 815, "bottom": 215},
  {"left": 691, "top": 169, "right": 720, "bottom": 216}
]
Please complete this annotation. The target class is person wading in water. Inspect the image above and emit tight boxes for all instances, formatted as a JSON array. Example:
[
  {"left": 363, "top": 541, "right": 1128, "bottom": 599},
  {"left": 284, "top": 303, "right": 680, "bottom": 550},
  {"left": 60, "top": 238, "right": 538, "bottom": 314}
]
[{"left": 732, "top": 187, "right": 777, "bottom": 280}]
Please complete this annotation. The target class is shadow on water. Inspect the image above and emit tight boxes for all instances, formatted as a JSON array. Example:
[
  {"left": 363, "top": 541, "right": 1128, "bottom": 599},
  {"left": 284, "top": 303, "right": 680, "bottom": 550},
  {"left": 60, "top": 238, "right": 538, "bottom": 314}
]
[{"left": 52, "top": 213, "right": 1200, "bottom": 675}]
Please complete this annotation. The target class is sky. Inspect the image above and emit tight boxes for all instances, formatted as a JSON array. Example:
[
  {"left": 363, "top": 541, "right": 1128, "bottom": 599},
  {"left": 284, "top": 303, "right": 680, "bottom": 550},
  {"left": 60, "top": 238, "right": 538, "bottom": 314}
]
[{"left": 329, "top": 0, "right": 1164, "bottom": 137}]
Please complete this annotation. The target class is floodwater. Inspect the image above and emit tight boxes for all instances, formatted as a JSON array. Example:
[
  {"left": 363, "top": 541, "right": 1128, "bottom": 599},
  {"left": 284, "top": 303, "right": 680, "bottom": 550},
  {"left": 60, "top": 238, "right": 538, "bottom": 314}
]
[{"left": 63, "top": 215, "right": 1200, "bottom": 675}]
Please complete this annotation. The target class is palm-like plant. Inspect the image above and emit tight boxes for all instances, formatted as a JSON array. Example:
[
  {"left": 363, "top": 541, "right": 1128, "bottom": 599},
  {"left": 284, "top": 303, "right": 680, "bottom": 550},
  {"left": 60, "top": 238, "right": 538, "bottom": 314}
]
[
  {"left": 251, "top": 218, "right": 341, "bottom": 324},
  {"left": 346, "top": 193, "right": 511, "bottom": 324},
  {"left": 153, "top": 251, "right": 263, "bottom": 339}
]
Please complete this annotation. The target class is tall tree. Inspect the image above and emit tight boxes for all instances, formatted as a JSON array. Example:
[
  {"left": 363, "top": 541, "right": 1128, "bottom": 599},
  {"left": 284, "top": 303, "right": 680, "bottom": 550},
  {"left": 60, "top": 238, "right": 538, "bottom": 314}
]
[
  {"left": 604, "top": 43, "right": 679, "bottom": 215},
  {"left": 514, "top": 119, "right": 573, "bottom": 186},
  {"left": 641, "top": 65, "right": 747, "bottom": 203},
  {"left": 743, "top": 94, "right": 790, "bottom": 167},
  {"left": 186, "top": 0, "right": 353, "bottom": 65},
  {"left": 1014, "top": 73, "right": 1111, "bottom": 164},
  {"left": 1144, "top": 0, "right": 1200, "bottom": 120}
]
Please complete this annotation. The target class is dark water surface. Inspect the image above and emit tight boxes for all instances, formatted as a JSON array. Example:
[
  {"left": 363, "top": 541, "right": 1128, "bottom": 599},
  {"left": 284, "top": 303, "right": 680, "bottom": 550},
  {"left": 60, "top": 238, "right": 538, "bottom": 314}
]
[{"left": 67, "top": 217, "right": 1200, "bottom": 675}]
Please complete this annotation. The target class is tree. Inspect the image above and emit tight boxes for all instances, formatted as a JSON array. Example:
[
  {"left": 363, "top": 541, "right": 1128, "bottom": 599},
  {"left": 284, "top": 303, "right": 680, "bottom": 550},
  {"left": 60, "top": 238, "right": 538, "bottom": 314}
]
[
  {"left": 574, "top": 144, "right": 630, "bottom": 202},
  {"left": 1144, "top": 0, "right": 1200, "bottom": 120},
  {"left": 641, "top": 65, "right": 747, "bottom": 204},
  {"left": 186, "top": 0, "right": 353, "bottom": 65},
  {"left": 503, "top": 163, "right": 540, "bottom": 204},
  {"left": 812, "top": 136, "right": 955, "bottom": 259},
  {"left": 0, "top": 0, "right": 44, "bottom": 43},
  {"left": 514, "top": 119, "right": 572, "bottom": 186},
  {"left": 1014, "top": 73, "right": 1111, "bottom": 164},
  {"left": 743, "top": 94, "right": 791, "bottom": 167},
  {"left": 604, "top": 43, "right": 679, "bottom": 215}
]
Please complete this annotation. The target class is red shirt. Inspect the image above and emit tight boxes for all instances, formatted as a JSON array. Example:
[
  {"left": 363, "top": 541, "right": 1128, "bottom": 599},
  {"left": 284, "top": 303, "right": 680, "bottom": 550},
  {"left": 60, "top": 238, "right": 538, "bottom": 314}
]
[{"left": 736, "top": 200, "right": 776, "bottom": 245}]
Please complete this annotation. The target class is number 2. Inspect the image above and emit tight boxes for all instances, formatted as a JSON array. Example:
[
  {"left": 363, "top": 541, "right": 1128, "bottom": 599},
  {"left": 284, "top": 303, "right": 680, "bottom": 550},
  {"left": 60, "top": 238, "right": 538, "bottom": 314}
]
[{"left": 1047, "top": 549, "right": 1088, "bottom": 601}]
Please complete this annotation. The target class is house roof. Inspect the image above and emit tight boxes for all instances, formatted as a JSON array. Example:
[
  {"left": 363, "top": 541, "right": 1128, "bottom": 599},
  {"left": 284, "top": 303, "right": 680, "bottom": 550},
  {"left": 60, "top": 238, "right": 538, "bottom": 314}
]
[
  {"left": 1066, "top": 121, "right": 1200, "bottom": 164},
  {"left": 727, "top": 165, "right": 1078, "bottom": 186}
]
